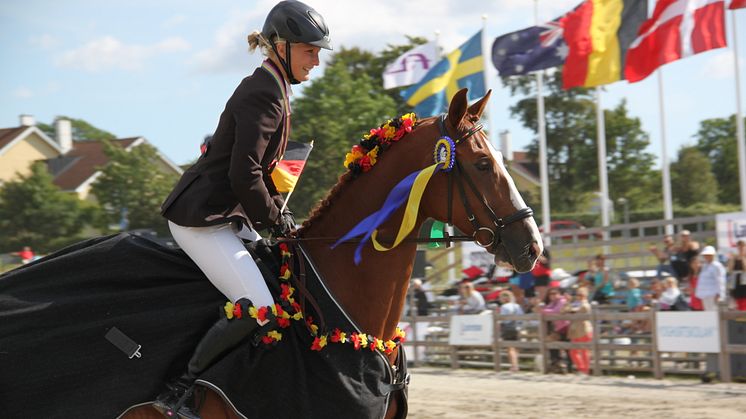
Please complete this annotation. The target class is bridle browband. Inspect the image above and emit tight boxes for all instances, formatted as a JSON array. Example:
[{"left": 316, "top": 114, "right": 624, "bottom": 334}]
[
  {"left": 437, "top": 114, "right": 533, "bottom": 251},
  {"left": 289, "top": 113, "right": 533, "bottom": 249}
]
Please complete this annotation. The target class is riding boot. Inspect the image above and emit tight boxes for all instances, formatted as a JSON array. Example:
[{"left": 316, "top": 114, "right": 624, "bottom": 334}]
[{"left": 154, "top": 298, "right": 272, "bottom": 419}]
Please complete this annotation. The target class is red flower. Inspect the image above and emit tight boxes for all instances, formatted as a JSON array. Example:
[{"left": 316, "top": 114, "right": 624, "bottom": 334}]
[
  {"left": 369, "top": 337, "right": 379, "bottom": 352},
  {"left": 280, "top": 283, "right": 292, "bottom": 301},
  {"left": 291, "top": 301, "right": 302, "bottom": 314},
  {"left": 331, "top": 328, "right": 345, "bottom": 343},
  {"left": 261, "top": 335, "right": 275, "bottom": 345},
  {"left": 277, "top": 317, "right": 290, "bottom": 328},
  {"left": 310, "top": 335, "right": 327, "bottom": 351},
  {"left": 256, "top": 306, "right": 269, "bottom": 323},
  {"left": 350, "top": 332, "right": 361, "bottom": 350},
  {"left": 233, "top": 303, "right": 243, "bottom": 319},
  {"left": 360, "top": 155, "right": 372, "bottom": 172},
  {"left": 279, "top": 242, "right": 289, "bottom": 252}
]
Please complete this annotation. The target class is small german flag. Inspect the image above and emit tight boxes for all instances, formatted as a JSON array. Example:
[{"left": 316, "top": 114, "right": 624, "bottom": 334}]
[{"left": 271, "top": 140, "right": 313, "bottom": 194}]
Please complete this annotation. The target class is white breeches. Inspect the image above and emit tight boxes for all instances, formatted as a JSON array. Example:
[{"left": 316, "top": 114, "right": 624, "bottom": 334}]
[{"left": 168, "top": 220, "right": 274, "bottom": 308}]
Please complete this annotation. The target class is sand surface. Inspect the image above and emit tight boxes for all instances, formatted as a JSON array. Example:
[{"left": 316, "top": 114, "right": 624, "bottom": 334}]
[{"left": 406, "top": 367, "right": 746, "bottom": 419}]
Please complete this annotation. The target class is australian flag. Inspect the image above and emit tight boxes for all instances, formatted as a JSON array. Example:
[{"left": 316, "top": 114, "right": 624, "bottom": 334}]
[{"left": 491, "top": 13, "right": 571, "bottom": 76}]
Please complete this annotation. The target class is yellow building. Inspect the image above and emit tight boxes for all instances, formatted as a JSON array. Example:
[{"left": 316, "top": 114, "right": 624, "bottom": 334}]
[{"left": 0, "top": 115, "right": 182, "bottom": 201}]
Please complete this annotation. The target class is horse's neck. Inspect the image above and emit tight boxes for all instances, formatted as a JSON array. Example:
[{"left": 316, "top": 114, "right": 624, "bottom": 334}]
[{"left": 301, "top": 176, "right": 421, "bottom": 339}]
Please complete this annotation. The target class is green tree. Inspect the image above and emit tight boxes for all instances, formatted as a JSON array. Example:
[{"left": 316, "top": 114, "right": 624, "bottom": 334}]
[
  {"left": 90, "top": 140, "right": 178, "bottom": 234},
  {"left": 693, "top": 115, "right": 746, "bottom": 204},
  {"left": 38, "top": 116, "right": 117, "bottom": 142},
  {"left": 0, "top": 163, "right": 88, "bottom": 252},
  {"left": 290, "top": 48, "right": 398, "bottom": 217},
  {"left": 670, "top": 146, "right": 718, "bottom": 207},
  {"left": 504, "top": 71, "right": 659, "bottom": 215}
]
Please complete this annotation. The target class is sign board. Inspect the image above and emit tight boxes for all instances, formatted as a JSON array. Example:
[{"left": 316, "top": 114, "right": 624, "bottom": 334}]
[
  {"left": 449, "top": 313, "right": 493, "bottom": 346},
  {"left": 716, "top": 211, "right": 746, "bottom": 255},
  {"left": 398, "top": 321, "right": 430, "bottom": 361},
  {"left": 656, "top": 311, "right": 720, "bottom": 353}
]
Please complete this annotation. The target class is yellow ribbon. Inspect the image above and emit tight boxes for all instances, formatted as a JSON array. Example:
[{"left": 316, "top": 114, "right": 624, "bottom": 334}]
[{"left": 371, "top": 164, "right": 439, "bottom": 252}]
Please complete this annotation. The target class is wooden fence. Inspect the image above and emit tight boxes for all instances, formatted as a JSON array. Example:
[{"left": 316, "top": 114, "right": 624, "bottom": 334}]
[{"left": 402, "top": 304, "right": 746, "bottom": 382}]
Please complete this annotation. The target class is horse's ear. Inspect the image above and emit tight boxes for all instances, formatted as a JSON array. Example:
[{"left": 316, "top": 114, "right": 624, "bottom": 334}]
[
  {"left": 447, "top": 88, "right": 469, "bottom": 128},
  {"left": 467, "top": 89, "right": 492, "bottom": 119}
]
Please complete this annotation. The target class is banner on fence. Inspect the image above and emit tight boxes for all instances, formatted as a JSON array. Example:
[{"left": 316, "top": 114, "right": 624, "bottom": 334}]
[
  {"left": 656, "top": 311, "right": 720, "bottom": 353},
  {"left": 449, "top": 313, "right": 493, "bottom": 346},
  {"left": 398, "top": 321, "right": 430, "bottom": 361},
  {"left": 716, "top": 211, "right": 746, "bottom": 254}
]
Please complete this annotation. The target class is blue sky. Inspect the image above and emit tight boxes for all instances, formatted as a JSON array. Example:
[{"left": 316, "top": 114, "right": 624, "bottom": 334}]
[{"left": 1, "top": 0, "right": 745, "bottom": 167}]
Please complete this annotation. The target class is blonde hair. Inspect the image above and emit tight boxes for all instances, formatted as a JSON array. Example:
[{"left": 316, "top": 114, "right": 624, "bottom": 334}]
[
  {"left": 576, "top": 287, "right": 589, "bottom": 298},
  {"left": 247, "top": 30, "right": 286, "bottom": 56},
  {"left": 628, "top": 278, "right": 640, "bottom": 288},
  {"left": 500, "top": 289, "right": 516, "bottom": 304},
  {"left": 664, "top": 277, "right": 678, "bottom": 287}
]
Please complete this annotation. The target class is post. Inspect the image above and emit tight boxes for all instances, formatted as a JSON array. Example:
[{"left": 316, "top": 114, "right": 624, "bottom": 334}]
[
  {"left": 657, "top": 71, "right": 674, "bottom": 235},
  {"left": 731, "top": 12, "right": 746, "bottom": 211},
  {"left": 650, "top": 309, "right": 663, "bottom": 379},
  {"left": 408, "top": 289, "right": 420, "bottom": 366},
  {"left": 591, "top": 305, "right": 601, "bottom": 376},
  {"left": 595, "top": 87, "right": 610, "bottom": 243},
  {"left": 493, "top": 308, "right": 502, "bottom": 372},
  {"left": 538, "top": 311, "right": 549, "bottom": 374},
  {"left": 719, "top": 302, "right": 732, "bottom": 382},
  {"left": 535, "top": 0, "right": 552, "bottom": 247}
]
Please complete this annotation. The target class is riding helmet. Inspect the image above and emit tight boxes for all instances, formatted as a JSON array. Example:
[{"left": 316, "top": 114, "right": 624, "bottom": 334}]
[{"left": 262, "top": 0, "right": 332, "bottom": 50}]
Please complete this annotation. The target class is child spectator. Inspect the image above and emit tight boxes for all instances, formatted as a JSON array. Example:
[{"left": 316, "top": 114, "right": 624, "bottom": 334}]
[
  {"left": 626, "top": 278, "right": 644, "bottom": 312},
  {"left": 499, "top": 290, "right": 523, "bottom": 372},
  {"left": 589, "top": 254, "right": 614, "bottom": 304},
  {"left": 659, "top": 277, "right": 689, "bottom": 311},
  {"left": 542, "top": 287, "right": 570, "bottom": 373},
  {"left": 14, "top": 246, "right": 35, "bottom": 264},
  {"left": 727, "top": 240, "right": 746, "bottom": 311},
  {"left": 563, "top": 287, "right": 593, "bottom": 375}
]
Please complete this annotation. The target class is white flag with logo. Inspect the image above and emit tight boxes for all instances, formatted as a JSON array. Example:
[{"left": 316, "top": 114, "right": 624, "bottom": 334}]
[{"left": 382, "top": 41, "right": 439, "bottom": 90}]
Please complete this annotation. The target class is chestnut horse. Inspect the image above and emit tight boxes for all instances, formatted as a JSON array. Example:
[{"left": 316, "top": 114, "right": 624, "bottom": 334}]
[{"left": 121, "top": 88, "right": 542, "bottom": 419}]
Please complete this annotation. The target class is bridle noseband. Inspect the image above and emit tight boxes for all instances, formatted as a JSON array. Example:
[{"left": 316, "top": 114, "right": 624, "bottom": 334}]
[{"left": 437, "top": 114, "right": 534, "bottom": 251}]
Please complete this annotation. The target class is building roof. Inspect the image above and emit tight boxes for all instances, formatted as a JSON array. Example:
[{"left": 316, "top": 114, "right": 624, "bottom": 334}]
[
  {"left": 50, "top": 138, "right": 140, "bottom": 191},
  {"left": 0, "top": 127, "right": 30, "bottom": 151},
  {"left": 509, "top": 151, "right": 540, "bottom": 185}
]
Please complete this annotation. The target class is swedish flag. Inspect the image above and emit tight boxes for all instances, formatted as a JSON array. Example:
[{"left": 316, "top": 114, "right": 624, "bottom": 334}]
[{"left": 402, "top": 30, "right": 485, "bottom": 117}]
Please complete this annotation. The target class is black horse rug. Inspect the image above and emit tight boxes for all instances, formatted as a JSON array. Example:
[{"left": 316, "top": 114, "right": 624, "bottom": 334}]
[{"left": 0, "top": 233, "right": 406, "bottom": 419}]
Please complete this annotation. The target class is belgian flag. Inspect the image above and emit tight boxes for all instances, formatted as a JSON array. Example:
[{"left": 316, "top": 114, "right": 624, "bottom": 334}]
[
  {"left": 561, "top": 0, "right": 648, "bottom": 89},
  {"left": 270, "top": 140, "right": 313, "bottom": 194}
]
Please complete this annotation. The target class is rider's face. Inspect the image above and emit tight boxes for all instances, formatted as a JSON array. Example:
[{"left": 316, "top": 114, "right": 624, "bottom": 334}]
[{"left": 277, "top": 42, "right": 320, "bottom": 82}]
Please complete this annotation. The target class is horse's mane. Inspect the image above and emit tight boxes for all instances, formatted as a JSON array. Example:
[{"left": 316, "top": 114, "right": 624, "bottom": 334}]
[
  {"left": 298, "top": 115, "right": 471, "bottom": 235},
  {"left": 299, "top": 170, "right": 354, "bottom": 234}
]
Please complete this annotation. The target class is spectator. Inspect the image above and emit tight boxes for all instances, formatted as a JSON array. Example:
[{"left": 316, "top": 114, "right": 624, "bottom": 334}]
[
  {"left": 499, "top": 290, "right": 523, "bottom": 372},
  {"left": 456, "top": 281, "right": 485, "bottom": 314},
  {"left": 649, "top": 235, "right": 677, "bottom": 280},
  {"left": 670, "top": 230, "right": 700, "bottom": 281},
  {"left": 727, "top": 240, "right": 746, "bottom": 311},
  {"left": 685, "top": 257, "right": 704, "bottom": 311},
  {"left": 659, "top": 277, "right": 689, "bottom": 311},
  {"left": 695, "top": 246, "right": 726, "bottom": 311},
  {"left": 13, "top": 246, "right": 35, "bottom": 264},
  {"left": 533, "top": 249, "right": 552, "bottom": 302},
  {"left": 626, "top": 278, "right": 644, "bottom": 312},
  {"left": 696, "top": 246, "right": 725, "bottom": 383},
  {"left": 588, "top": 254, "right": 614, "bottom": 304},
  {"left": 563, "top": 287, "right": 593, "bottom": 375},
  {"left": 410, "top": 279, "right": 430, "bottom": 316},
  {"left": 542, "top": 287, "right": 570, "bottom": 373}
]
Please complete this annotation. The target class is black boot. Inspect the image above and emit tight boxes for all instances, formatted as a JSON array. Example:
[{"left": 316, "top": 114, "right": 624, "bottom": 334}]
[{"left": 154, "top": 299, "right": 270, "bottom": 419}]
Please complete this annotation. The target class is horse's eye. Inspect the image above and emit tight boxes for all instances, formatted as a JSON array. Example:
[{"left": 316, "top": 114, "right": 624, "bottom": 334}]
[{"left": 475, "top": 158, "right": 492, "bottom": 171}]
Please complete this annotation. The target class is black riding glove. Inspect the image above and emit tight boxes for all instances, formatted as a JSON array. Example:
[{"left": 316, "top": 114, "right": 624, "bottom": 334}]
[{"left": 270, "top": 211, "right": 296, "bottom": 237}]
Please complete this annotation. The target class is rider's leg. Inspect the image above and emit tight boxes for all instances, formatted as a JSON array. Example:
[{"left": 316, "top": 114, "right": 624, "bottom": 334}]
[{"left": 154, "top": 221, "right": 275, "bottom": 418}]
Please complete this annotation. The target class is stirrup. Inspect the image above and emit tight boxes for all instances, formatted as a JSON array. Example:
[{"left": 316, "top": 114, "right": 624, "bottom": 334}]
[{"left": 153, "top": 384, "right": 200, "bottom": 419}]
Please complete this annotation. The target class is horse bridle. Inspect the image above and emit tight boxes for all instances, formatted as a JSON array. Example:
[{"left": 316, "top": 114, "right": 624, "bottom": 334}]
[{"left": 437, "top": 114, "right": 534, "bottom": 252}]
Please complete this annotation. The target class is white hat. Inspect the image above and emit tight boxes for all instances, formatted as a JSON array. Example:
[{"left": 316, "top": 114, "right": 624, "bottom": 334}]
[{"left": 701, "top": 245, "right": 716, "bottom": 256}]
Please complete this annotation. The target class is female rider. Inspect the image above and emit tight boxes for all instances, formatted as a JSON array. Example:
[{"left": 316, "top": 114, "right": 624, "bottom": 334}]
[{"left": 156, "top": 1, "right": 331, "bottom": 417}]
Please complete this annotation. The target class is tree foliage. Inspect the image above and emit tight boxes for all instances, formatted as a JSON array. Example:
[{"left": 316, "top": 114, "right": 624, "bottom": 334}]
[
  {"left": 289, "top": 48, "right": 400, "bottom": 217},
  {"left": 504, "top": 70, "right": 659, "bottom": 215},
  {"left": 693, "top": 115, "right": 745, "bottom": 205},
  {"left": 90, "top": 140, "right": 178, "bottom": 235},
  {"left": 671, "top": 146, "right": 719, "bottom": 207},
  {"left": 0, "top": 163, "right": 89, "bottom": 252}
]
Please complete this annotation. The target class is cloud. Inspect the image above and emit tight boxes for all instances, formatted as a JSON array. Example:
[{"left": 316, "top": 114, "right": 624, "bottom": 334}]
[
  {"left": 13, "top": 86, "right": 34, "bottom": 99},
  {"left": 55, "top": 36, "right": 191, "bottom": 72},
  {"left": 701, "top": 51, "right": 737, "bottom": 79},
  {"left": 162, "top": 14, "right": 188, "bottom": 28},
  {"left": 29, "top": 34, "right": 61, "bottom": 49}
]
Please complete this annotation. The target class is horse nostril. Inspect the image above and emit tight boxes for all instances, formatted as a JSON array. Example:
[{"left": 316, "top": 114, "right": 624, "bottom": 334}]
[{"left": 530, "top": 242, "right": 541, "bottom": 259}]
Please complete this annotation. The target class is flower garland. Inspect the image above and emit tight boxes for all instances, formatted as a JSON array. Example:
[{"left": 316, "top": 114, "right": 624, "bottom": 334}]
[
  {"left": 223, "top": 242, "right": 406, "bottom": 354},
  {"left": 343, "top": 113, "right": 417, "bottom": 176}
]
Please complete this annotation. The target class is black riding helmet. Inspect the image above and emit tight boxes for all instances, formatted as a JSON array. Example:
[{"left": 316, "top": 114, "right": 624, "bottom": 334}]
[{"left": 262, "top": 0, "right": 332, "bottom": 84}]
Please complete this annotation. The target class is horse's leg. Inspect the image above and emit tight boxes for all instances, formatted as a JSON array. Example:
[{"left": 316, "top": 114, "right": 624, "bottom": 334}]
[{"left": 119, "top": 388, "right": 239, "bottom": 419}]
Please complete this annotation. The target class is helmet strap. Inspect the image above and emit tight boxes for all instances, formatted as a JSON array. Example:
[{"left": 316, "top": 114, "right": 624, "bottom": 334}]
[{"left": 270, "top": 40, "right": 300, "bottom": 85}]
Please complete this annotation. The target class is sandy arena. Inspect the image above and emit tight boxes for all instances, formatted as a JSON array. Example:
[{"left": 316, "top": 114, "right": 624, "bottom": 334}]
[{"left": 406, "top": 367, "right": 746, "bottom": 419}]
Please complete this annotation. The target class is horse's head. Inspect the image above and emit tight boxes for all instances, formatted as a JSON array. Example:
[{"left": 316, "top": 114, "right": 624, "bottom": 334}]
[{"left": 419, "top": 89, "right": 543, "bottom": 272}]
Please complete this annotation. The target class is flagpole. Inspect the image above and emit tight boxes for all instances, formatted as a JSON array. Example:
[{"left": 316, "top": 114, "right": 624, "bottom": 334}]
[
  {"left": 481, "top": 14, "right": 499, "bottom": 157},
  {"left": 280, "top": 140, "right": 314, "bottom": 213},
  {"left": 657, "top": 70, "right": 674, "bottom": 234},
  {"left": 731, "top": 11, "right": 746, "bottom": 211},
  {"left": 594, "top": 87, "right": 610, "bottom": 241},
  {"left": 534, "top": 0, "right": 551, "bottom": 247}
]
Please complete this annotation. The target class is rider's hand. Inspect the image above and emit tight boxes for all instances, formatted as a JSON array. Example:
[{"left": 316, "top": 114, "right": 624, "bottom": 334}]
[{"left": 270, "top": 211, "right": 295, "bottom": 237}]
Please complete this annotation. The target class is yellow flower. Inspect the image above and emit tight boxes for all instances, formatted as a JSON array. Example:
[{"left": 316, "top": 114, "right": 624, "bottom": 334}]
[
  {"left": 249, "top": 306, "right": 259, "bottom": 319},
  {"left": 318, "top": 335, "right": 328, "bottom": 348},
  {"left": 267, "top": 330, "right": 283, "bottom": 341},
  {"left": 292, "top": 311, "right": 303, "bottom": 321},
  {"left": 382, "top": 125, "right": 396, "bottom": 139},
  {"left": 367, "top": 146, "right": 379, "bottom": 165},
  {"left": 310, "top": 323, "right": 319, "bottom": 335},
  {"left": 375, "top": 339, "right": 384, "bottom": 351},
  {"left": 359, "top": 334, "right": 369, "bottom": 348},
  {"left": 224, "top": 302, "right": 235, "bottom": 319}
]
